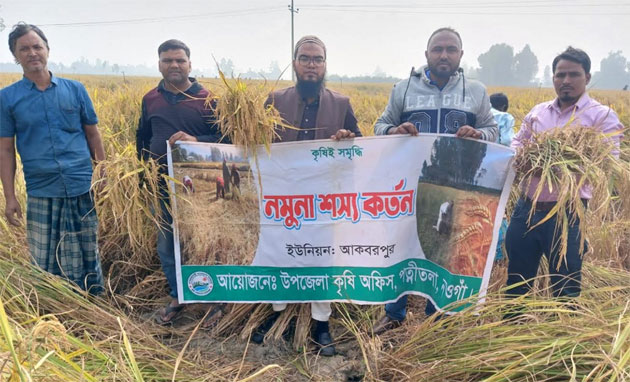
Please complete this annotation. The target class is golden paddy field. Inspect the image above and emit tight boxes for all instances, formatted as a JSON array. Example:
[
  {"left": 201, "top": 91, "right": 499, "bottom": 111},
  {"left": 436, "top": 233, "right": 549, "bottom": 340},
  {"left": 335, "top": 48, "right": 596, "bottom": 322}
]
[{"left": 0, "top": 73, "right": 629, "bottom": 381}]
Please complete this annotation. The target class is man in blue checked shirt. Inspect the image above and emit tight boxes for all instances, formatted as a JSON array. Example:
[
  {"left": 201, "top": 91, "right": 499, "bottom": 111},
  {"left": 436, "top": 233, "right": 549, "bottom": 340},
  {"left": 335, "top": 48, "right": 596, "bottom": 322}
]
[
  {"left": 489, "top": 93, "right": 515, "bottom": 261},
  {"left": 0, "top": 23, "right": 106, "bottom": 295},
  {"left": 490, "top": 92, "right": 515, "bottom": 147}
]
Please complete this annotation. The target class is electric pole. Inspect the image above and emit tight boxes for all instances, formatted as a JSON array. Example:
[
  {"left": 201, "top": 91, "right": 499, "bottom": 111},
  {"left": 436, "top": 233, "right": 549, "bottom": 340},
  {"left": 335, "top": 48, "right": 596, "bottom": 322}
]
[{"left": 288, "top": 1, "right": 299, "bottom": 81}]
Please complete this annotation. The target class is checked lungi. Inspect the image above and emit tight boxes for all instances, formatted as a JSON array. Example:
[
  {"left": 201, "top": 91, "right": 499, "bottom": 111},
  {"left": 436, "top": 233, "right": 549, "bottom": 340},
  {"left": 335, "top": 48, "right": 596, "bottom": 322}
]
[{"left": 26, "top": 192, "right": 104, "bottom": 295}]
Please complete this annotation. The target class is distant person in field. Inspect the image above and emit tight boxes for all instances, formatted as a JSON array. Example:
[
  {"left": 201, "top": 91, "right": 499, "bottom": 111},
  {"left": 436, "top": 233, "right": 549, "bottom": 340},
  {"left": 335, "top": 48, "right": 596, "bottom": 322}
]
[
  {"left": 183, "top": 175, "right": 194, "bottom": 194},
  {"left": 490, "top": 93, "right": 515, "bottom": 147},
  {"left": 433, "top": 200, "right": 453, "bottom": 235},
  {"left": 136, "top": 39, "right": 228, "bottom": 325},
  {"left": 222, "top": 158, "right": 231, "bottom": 194},
  {"left": 251, "top": 35, "right": 362, "bottom": 357},
  {"left": 373, "top": 26, "right": 498, "bottom": 335},
  {"left": 0, "top": 23, "right": 106, "bottom": 295},
  {"left": 505, "top": 47, "right": 623, "bottom": 305},
  {"left": 489, "top": 92, "right": 515, "bottom": 261},
  {"left": 215, "top": 176, "right": 225, "bottom": 199},
  {"left": 230, "top": 163, "right": 240, "bottom": 191}
]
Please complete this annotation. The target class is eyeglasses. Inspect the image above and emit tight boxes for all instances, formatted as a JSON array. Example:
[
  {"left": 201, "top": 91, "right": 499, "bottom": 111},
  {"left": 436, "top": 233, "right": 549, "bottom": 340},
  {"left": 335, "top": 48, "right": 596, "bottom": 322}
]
[{"left": 297, "top": 55, "right": 325, "bottom": 66}]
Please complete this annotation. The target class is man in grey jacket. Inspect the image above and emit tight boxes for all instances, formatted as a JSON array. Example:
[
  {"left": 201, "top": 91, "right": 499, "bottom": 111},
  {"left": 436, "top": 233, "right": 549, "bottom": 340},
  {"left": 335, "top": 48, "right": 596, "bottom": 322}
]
[
  {"left": 374, "top": 27, "right": 497, "bottom": 140},
  {"left": 373, "top": 27, "right": 498, "bottom": 334}
]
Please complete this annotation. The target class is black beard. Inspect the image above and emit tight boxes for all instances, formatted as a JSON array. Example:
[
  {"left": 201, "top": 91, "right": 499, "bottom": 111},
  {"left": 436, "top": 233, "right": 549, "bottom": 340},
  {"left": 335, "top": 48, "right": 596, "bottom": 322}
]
[
  {"left": 296, "top": 78, "right": 324, "bottom": 99},
  {"left": 431, "top": 66, "right": 454, "bottom": 78},
  {"left": 559, "top": 94, "right": 579, "bottom": 105},
  {"left": 428, "top": 61, "right": 458, "bottom": 79}
]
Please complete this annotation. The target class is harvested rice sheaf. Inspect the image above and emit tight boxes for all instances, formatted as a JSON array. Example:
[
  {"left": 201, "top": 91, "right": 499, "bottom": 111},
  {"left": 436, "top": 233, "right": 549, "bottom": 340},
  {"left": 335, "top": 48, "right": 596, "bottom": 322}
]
[
  {"left": 211, "top": 71, "right": 293, "bottom": 198},
  {"left": 212, "top": 71, "right": 287, "bottom": 153},
  {"left": 513, "top": 124, "right": 629, "bottom": 268}
]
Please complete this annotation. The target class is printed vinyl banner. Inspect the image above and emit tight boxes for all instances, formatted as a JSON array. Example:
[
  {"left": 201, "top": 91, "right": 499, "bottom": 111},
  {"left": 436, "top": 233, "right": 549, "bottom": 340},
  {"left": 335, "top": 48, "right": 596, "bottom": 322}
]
[{"left": 168, "top": 135, "right": 515, "bottom": 313}]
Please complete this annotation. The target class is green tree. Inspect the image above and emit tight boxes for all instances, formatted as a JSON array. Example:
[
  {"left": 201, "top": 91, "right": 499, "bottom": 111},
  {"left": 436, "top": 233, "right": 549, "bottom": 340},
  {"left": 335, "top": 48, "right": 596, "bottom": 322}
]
[
  {"left": 592, "top": 51, "right": 630, "bottom": 90},
  {"left": 0, "top": 5, "right": 5, "bottom": 32},
  {"left": 477, "top": 43, "right": 515, "bottom": 86},
  {"left": 211, "top": 147, "right": 222, "bottom": 162},
  {"left": 172, "top": 147, "right": 187, "bottom": 162},
  {"left": 514, "top": 45, "right": 539, "bottom": 86},
  {"left": 477, "top": 44, "right": 540, "bottom": 86},
  {"left": 219, "top": 58, "right": 235, "bottom": 76},
  {"left": 420, "top": 138, "right": 487, "bottom": 188}
]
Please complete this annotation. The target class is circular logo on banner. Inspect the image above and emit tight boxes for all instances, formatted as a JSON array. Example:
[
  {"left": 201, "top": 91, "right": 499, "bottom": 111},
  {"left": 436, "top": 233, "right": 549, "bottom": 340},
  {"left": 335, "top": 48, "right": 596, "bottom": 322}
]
[{"left": 188, "top": 272, "right": 213, "bottom": 296}]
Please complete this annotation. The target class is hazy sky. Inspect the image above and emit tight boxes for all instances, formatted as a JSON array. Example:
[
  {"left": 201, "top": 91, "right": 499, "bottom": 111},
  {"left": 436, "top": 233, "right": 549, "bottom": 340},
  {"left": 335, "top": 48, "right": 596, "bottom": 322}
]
[{"left": 1, "top": 0, "right": 628, "bottom": 79}]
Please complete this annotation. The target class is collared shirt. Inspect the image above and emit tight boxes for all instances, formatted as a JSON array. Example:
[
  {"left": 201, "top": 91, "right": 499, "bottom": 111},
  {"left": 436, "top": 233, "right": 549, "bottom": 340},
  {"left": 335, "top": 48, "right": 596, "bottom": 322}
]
[
  {"left": 0, "top": 73, "right": 97, "bottom": 198},
  {"left": 297, "top": 99, "right": 319, "bottom": 140},
  {"left": 296, "top": 97, "right": 362, "bottom": 141},
  {"left": 491, "top": 108, "right": 515, "bottom": 146},
  {"left": 136, "top": 78, "right": 225, "bottom": 166},
  {"left": 424, "top": 68, "right": 446, "bottom": 90},
  {"left": 512, "top": 93, "right": 624, "bottom": 201}
]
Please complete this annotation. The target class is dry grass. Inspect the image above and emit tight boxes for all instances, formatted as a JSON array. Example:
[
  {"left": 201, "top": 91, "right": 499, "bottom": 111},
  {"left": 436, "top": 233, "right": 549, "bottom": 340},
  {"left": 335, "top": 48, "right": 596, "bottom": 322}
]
[
  {"left": 0, "top": 253, "right": 274, "bottom": 381},
  {"left": 369, "top": 263, "right": 630, "bottom": 382}
]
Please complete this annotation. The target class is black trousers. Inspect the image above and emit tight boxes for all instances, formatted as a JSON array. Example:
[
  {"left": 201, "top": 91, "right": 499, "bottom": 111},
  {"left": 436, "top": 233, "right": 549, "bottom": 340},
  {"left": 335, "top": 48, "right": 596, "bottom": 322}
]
[{"left": 505, "top": 198, "right": 585, "bottom": 298}]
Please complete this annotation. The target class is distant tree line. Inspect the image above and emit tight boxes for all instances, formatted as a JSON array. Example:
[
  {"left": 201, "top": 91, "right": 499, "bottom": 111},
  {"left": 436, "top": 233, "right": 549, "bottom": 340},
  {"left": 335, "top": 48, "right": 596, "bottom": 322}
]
[
  {"left": 468, "top": 44, "right": 630, "bottom": 90},
  {"left": 172, "top": 146, "right": 241, "bottom": 163},
  {"left": 0, "top": 58, "right": 161, "bottom": 77},
  {"left": 0, "top": 57, "right": 284, "bottom": 80}
]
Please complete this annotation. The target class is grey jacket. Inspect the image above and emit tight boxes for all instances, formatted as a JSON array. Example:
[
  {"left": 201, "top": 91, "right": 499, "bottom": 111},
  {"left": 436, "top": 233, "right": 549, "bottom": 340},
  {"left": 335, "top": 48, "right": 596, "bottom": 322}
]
[{"left": 374, "top": 66, "right": 498, "bottom": 142}]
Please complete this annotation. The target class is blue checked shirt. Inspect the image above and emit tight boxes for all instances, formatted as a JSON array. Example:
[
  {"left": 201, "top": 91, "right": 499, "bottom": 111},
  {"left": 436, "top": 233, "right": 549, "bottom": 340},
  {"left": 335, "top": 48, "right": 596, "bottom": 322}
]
[
  {"left": 0, "top": 73, "right": 98, "bottom": 198},
  {"left": 491, "top": 108, "right": 515, "bottom": 146}
]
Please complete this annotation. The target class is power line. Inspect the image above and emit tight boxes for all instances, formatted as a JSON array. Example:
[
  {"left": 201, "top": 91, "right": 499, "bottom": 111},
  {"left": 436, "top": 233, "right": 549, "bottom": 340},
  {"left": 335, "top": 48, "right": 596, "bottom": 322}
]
[
  {"left": 38, "top": 7, "right": 283, "bottom": 27},
  {"left": 33, "top": 2, "right": 630, "bottom": 28},
  {"left": 299, "top": 1, "right": 630, "bottom": 15},
  {"left": 301, "top": 0, "right": 630, "bottom": 7},
  {"left": 298, "top": 6, "right": 630, "bottom": 15}
]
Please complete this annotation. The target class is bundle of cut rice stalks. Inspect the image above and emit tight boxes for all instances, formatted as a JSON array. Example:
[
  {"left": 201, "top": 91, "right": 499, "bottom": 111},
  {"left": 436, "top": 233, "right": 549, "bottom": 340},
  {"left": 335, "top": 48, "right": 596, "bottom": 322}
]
[
  {"left": 513, "top": 124, "right": 628, "bottom": 269},
  {"left": 212, "top": 70, "right": 293, "bottom": 195},
  {"left": 92, "top": 146, "right": 164, "bottom": 298},
  {"left": 212, "top": 71, "right": 285, "bottom": 153}
]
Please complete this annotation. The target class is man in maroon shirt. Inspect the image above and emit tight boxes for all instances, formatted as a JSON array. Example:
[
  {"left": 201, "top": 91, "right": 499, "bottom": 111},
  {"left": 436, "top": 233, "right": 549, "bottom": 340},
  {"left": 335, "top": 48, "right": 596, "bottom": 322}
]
[{"left": 136, "top": 39, "right": 227, "bottom": 325}]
